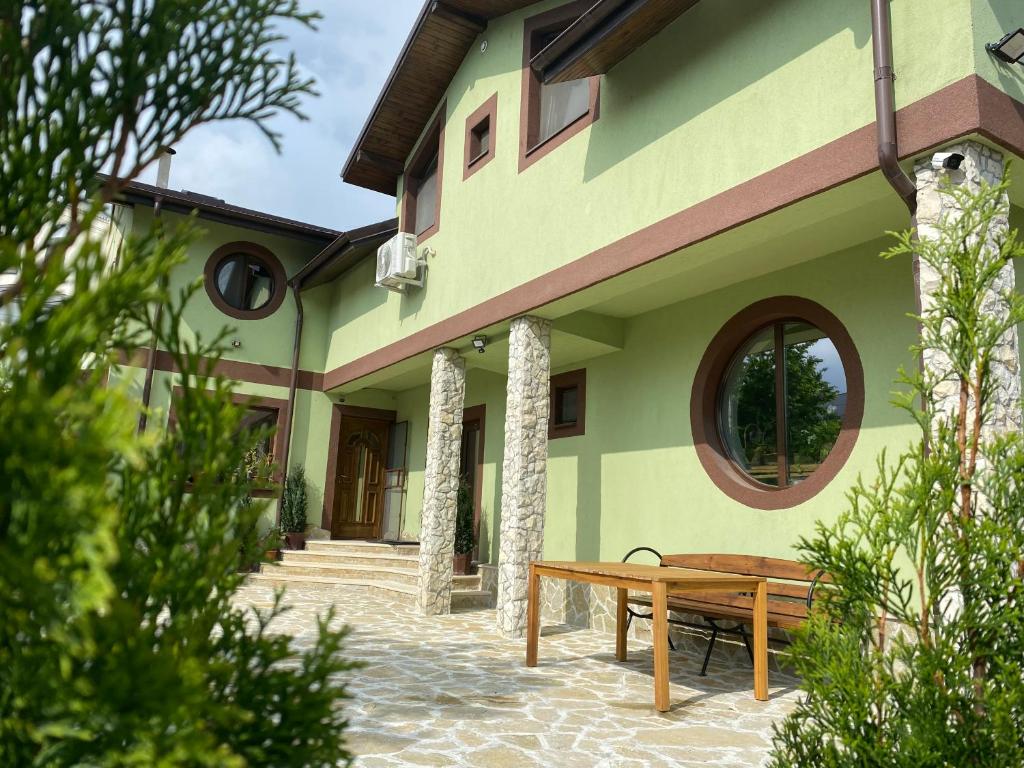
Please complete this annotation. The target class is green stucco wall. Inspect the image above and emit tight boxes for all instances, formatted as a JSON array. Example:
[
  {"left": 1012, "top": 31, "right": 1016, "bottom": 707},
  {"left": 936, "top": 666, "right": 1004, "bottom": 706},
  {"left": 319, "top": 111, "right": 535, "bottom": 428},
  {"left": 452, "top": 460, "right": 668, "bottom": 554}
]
[{"left": 323, "top": 0, "right": 977, "bottom": 373}]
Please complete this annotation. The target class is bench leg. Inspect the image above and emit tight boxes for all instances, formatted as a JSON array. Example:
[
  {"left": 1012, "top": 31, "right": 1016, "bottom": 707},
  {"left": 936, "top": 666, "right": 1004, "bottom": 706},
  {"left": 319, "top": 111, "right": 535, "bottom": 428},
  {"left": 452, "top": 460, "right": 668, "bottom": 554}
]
[{"left": 699, "top": 625, "right": 719, "bottom": 677}]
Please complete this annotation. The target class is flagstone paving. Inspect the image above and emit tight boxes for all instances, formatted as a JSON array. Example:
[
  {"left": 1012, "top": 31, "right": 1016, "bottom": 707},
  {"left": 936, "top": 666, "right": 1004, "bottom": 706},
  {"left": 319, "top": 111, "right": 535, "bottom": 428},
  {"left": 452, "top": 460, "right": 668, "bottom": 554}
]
[{"left": 234, "top": 582, "right": 801, "bottom": 767}]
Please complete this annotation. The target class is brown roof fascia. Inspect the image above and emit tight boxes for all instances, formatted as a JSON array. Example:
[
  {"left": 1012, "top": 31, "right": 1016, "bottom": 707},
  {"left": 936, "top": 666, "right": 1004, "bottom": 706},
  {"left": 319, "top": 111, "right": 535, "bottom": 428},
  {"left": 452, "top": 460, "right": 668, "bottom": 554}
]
[
  {"left": 533, "top": 0, "right": 701, "bottom": 84},
  {"left": 292, "top": 218, "right": 399, "bottom": 290},
  {"left": 340, "top": 1, "right": 540, "bottom": 195},
  {"left": 117, "top": 180, "right": 340, "bottom": 244}
]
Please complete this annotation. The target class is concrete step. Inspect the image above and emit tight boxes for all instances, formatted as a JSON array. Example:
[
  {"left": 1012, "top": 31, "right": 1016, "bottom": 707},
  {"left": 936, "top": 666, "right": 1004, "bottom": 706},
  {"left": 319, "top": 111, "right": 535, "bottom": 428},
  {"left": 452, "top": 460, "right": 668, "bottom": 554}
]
[
  {"left": 272, "top": 561, "right": 418, "bottom": 586},
  {"left": 453, "top": 574, "right": 481, "bottom": 589},
  {"left": 247, "top": 572, "right": 416, "bottom": 606},
  {"left": 304, "top": 540, "right": 420, "bottom": 557},
  {"left": 281, "top": 550, "right": 419, "bottom": 570},
  {"left": 451, "top": 589, "right": 494, "bottom": 612}
]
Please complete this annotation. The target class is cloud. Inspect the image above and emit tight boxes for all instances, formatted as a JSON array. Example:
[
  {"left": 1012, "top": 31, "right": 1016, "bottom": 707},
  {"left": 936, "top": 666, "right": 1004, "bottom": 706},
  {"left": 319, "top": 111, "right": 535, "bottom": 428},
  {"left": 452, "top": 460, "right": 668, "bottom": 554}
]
[{"left": 138, "top": 0, "right": 422, "bottom": 232}]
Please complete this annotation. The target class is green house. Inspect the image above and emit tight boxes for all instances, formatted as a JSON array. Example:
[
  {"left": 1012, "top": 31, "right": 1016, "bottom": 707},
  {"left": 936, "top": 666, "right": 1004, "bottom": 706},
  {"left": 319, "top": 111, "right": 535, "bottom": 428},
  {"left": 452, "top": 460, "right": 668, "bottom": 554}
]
[{"left": 109, "top": 0, "right": 1024, "bottom": 637}]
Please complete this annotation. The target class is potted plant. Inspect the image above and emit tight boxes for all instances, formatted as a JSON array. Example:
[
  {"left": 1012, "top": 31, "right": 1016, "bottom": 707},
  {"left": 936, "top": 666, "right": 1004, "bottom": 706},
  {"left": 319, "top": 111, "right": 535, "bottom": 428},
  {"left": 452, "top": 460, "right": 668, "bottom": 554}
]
[
  {"left": 262, "top": 527, "right": 282, "bottom": 564},
  {"left": 280, "top": 465, "right": 308, "bottom": 550},
  {"left": 453, "top": 479, "right": 474, "bottom": 575}
]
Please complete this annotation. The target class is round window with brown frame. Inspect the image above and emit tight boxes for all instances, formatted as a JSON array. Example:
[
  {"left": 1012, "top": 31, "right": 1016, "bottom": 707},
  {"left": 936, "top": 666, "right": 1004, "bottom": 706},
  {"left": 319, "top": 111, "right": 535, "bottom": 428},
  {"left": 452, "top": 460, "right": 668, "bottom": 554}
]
[
  {"left": 203, "top": 241, "right": 286, "bottom": 320},
  {"left": 691, "top": 297, "right": 864, "bottom": 510}
]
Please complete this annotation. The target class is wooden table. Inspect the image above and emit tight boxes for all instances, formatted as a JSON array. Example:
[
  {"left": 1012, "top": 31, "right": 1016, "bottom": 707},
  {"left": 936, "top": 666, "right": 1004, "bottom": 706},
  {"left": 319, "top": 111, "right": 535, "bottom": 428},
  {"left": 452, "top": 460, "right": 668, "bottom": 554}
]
[{"left": 525, "top": 561, "right": 769, "bottom": 711}]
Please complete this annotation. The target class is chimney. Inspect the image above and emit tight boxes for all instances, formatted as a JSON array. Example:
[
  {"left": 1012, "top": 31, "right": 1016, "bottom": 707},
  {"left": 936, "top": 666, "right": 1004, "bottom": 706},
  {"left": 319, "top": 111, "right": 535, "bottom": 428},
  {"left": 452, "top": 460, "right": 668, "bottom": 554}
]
[{"left": 156, "top": 146, "right": 176, "bottom": 189}]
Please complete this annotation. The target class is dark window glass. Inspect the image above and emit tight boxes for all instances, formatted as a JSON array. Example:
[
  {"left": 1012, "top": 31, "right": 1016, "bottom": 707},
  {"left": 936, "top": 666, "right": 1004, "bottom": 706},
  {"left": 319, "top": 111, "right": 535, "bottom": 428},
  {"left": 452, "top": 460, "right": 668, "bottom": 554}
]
[
  {"left": 470, "top": 117, "right": 490, "bottom": 162},
  {"left": 215, "top": 254, "right": 275, "bottom": 311},
  {"left": 719, "top": 321, "right": 845, "bottom": 488},
  {"left": 413, "top": 151, "right": 439, "bottom": 235},
  {"left": 554, "top": 386, "right": 578, "bottom": 426},
  {"left": 238, "top": 406, "right": 278, "bottom": 484},
  {"left": 531, "top": 24, "right": 591, "bottom": 145}
]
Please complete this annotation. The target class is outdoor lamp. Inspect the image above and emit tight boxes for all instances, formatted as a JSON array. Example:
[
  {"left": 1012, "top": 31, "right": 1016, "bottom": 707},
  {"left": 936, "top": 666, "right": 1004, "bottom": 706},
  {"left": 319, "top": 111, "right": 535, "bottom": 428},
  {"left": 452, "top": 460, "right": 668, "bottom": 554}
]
[
  {"left": 472, "top": 335, "right": 487, "bottom": 353},
  {"left": 987, "top": 28, "right": 1024, "bottom": 64}
]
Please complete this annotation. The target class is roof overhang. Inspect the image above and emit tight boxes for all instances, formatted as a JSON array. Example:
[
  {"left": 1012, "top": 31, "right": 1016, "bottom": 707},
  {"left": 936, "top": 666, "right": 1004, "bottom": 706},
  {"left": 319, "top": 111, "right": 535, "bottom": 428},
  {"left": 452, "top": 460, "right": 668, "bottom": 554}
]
[
  {"left": 341, "top": 0, "right": 540, "bottom": 196},
  {"left": 531, "top": 0, "right": 700, "bottom": 84},
  {"left": 291, "top": 218, "right": 399, "bottom": 290},
  {"left": 116, "top": 180, "right": 340, "bottom": 244}
]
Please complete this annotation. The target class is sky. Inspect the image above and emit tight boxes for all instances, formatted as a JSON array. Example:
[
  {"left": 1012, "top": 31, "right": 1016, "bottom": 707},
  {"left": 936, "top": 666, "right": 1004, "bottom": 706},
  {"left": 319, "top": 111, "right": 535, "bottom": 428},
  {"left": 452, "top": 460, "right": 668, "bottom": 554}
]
[{"left": 137, "top": 0, "right": 423, "bottom": 232}]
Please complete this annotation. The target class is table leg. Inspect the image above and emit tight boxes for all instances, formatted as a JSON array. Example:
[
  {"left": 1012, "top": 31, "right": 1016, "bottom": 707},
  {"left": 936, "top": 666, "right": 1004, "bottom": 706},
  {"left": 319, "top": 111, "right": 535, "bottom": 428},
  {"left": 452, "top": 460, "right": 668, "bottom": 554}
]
[
  {"left": 652, "top": 581, "right": 670, "bottom": 712},
  {"left": 753, "top": 580, "right": 768, "bottom": 701},
  {"left": 615, "top": 587, "right": 628, "bottom": 662},
  {"left": 526, "top": 564, "right": 540, "bottom": 667}
]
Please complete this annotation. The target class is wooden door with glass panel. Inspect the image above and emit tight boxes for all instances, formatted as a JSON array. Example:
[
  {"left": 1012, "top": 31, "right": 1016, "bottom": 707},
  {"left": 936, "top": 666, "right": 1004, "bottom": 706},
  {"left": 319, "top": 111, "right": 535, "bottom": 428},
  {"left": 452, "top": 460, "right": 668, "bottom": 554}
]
[{"left": 332, "top": 416, "right": 390, "bottom": 540}]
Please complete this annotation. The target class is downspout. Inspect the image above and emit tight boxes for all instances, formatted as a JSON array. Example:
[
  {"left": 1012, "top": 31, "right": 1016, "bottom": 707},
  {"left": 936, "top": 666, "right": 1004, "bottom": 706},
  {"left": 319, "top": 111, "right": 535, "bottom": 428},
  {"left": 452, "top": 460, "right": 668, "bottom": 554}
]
[
  {"left": 276, "top": 281, "right": 304, "bottom": 527},
  {"left": 137, "top": 147, "right": 175, "bottom": 434},
  {"left": 869, "top": 0, "right": 917, "bottom": 215}
]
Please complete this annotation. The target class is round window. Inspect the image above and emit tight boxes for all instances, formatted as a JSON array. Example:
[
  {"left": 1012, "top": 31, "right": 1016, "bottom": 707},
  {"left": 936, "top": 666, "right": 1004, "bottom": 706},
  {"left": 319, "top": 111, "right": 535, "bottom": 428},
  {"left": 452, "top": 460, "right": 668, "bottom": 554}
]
[
  {"left": 691, "top": 297, "right": 863, "bottom": 509},
  {"left": 204, "top": 242, "right": 286, "bottom": 320}
]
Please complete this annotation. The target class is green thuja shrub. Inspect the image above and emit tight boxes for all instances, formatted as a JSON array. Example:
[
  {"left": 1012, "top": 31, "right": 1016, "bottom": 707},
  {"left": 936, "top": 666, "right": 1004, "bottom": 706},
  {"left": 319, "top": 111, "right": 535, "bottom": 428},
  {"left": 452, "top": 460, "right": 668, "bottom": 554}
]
[
  {"left": 281, "top": 464, "right": 309, "bottom": 534},
  {"left": 455, "top": 479, "right": 474, "bottom": 556},
  {"left": 0, "top": 2, "right": 359, "bottom": 765},
  {"left": 770, "top": 172, "right": 1024, "bottom": 766}
]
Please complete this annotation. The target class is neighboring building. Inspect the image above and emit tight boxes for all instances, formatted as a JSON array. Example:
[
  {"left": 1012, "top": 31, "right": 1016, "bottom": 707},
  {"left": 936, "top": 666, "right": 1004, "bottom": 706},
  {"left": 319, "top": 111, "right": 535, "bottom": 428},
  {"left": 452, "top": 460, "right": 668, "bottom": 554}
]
[{"left": 114, "top": 1, "right": 1024, "bottom": 636}]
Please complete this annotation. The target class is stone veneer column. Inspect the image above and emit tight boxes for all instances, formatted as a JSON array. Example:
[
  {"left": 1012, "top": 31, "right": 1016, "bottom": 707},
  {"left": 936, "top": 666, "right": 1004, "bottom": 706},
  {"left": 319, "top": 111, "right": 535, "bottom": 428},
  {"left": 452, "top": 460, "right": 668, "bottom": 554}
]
[
  {"left": 417, "top": 347, "right": 466, "bottom": 616},
  {"left": 497, "top": 316, "right": 552, "bottom": 638},
  {"left": 914, "top": 141, "right": 1022, "bottom": 438}
]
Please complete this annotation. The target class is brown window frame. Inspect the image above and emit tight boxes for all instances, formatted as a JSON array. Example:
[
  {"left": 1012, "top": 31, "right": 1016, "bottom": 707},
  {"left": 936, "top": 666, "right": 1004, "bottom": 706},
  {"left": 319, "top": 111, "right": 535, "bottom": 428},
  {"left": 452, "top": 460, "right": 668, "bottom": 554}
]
[
  {"left": 549, "top": 368, "right": 586, "bottom": 439},
  {"left": 168, "top": 387, "right": 288, "bottom": 498},
  {"left": 464, "top": 92, "right": 498, "bottom": 180},
  {"left": 690, "top": 297, "right": 864, "bottom": 510},
  {"left": 518, "top": 2, "right": 601, "bottom": 174},
  {"left": 401, "top": 101, "right": 446, "bottom": 244},
  {"left": 203, "top": 241, "right": 287, "bottom": 321}
]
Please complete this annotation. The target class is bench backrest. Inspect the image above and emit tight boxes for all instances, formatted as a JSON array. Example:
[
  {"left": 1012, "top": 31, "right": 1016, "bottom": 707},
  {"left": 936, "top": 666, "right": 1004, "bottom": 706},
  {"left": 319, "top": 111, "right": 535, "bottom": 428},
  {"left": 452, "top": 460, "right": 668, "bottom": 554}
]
[{"left": 660, "top": 553, "right": 823, "bottom": 606}]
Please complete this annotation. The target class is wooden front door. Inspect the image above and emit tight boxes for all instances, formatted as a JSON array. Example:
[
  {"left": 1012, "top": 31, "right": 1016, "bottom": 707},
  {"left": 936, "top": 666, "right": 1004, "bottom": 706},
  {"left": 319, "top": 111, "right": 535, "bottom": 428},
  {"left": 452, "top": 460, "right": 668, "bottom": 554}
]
[{"left": 332, "top": 416, "right": 390, "bottom": 540}]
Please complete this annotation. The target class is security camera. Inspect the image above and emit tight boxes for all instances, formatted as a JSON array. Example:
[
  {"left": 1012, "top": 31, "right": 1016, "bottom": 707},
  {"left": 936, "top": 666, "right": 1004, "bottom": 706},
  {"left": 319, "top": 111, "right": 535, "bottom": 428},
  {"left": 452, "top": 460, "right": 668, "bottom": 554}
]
[{"left": 931, "top": 152, "right": 965, "bottom": 171}]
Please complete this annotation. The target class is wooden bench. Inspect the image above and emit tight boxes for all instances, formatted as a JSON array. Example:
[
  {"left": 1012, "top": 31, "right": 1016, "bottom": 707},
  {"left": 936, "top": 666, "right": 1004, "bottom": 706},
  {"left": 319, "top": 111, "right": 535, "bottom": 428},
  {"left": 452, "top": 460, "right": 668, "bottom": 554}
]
[{"left": 622, "top": 548, "right": 826, "bottom": 676}]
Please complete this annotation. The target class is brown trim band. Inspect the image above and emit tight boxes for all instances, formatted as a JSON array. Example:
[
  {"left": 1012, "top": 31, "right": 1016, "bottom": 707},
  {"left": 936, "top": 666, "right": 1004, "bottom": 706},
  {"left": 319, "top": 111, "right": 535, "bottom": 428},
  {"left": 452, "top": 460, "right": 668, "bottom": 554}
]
[
  {"left": 689, "top": 297, "right": 865, "bottom": 510},
  {"left": 117, "top": 349, "right": 324, "bottom": 391},
  {"left": 203, "top": 241, "right": 288, "bottom": 321},
  {"left": 322, "top": 75, "right": 1024, "bottom": 393}
]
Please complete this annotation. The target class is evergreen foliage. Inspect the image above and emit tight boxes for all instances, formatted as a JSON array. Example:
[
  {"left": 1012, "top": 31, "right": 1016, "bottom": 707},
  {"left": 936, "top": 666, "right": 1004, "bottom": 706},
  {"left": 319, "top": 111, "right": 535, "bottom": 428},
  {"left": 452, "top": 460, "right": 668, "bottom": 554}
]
[
  {"left": 281, "top": 464, "right": 308, "bottom": 534},
  {"left": 455, "top": 480, "right": 474, "bottom": 556},
  {"left": 0, "top": 2, "right": 359, "bottom": 764},
  {"left": 770, "top": 172, "right": 1024, "bottom": 766}
]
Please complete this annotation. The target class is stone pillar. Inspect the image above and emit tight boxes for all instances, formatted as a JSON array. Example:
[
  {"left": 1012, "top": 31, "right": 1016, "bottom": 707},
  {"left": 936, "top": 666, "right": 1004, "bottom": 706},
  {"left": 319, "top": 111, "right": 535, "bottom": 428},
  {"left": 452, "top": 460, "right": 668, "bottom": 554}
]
[
  {"left": 417, "top": 347, "right": 466, "bottom": 616},
  {"left": 913, "top": 141, "right": 1022, "bottom": 438},
  {"left": 497, "top": 316, "right": 552, "bottom": 638}
]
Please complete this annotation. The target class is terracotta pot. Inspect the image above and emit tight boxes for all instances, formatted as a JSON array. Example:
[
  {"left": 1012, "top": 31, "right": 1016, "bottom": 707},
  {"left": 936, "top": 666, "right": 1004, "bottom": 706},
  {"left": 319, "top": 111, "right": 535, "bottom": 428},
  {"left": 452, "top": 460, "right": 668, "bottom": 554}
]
[
  {"left": 453, "top": 552, "right": 471, "bottom": 575},
  {"left": 284, "top": 532, "right": 306, "bottom": 551},
  {"left": 263, "top": 549, "right": 280, "bottom": 562}
]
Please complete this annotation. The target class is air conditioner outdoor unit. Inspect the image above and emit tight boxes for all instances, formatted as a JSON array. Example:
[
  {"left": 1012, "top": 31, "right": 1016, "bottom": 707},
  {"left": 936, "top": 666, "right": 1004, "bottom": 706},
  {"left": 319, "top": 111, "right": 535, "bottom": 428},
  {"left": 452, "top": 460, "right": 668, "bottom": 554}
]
[{"left": 375, "top": 232, "right": 424, "bottom": 292}]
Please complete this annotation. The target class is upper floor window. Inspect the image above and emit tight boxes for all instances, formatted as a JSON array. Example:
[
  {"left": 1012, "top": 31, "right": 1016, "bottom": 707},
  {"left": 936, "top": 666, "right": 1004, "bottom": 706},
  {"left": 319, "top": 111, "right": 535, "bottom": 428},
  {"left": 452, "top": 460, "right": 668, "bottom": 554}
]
[
  {"left": 464, "top": 93, "right": 498, "bottom": 180},
  {"left": 402, "top": 103, "right": 445, "bottom": 242},
  {"left": 549, "top": 368, "right": 586, "bottom": 439},
  {"left": 519, "top": 2, "right": 600, "bottom": 173},
  {"left": 204, "top": 241, "right": 286, "bottom": 320}
]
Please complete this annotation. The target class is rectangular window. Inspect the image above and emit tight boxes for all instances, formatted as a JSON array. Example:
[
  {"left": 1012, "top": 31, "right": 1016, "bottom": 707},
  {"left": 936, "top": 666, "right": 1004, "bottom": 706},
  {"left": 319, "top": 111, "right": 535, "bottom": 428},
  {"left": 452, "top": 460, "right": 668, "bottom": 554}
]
[
  {"left": 519, "top": 3, "right": 600, "bottom": 173},
  {"left": 549, "top": 368, "right": 586, "bottom": 439},
  {"left": 401, "top": 102, "right": 445, "bottom": 242},
  {"left": 464, "top": 92, "right": 498, "bottom": 180}
]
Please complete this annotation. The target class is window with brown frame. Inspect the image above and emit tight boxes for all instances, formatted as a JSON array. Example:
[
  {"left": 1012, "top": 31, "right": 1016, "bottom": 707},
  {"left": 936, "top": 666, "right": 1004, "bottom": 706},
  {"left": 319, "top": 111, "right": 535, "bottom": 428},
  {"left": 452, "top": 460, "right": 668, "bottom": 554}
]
[
  {"left": 690, "top": 297, "right": 865, "bottom": 510},
  {"left": 168, "top": 388, "right": 288, "bottom": 497},
  {"left": 401, "top": 103, "right": 445, "bottom": 242},
  {"left": 464, "top": 92, "right": 497, "bottom": 180},
  {"left": 203, "top": 241, "right": 287, "bottom": 321},
  {"left": 549, "top": 368, "right": 586, "bottom": 439},
  {"left": 519, "top": 2, "right": 600, "bottom": 173}
]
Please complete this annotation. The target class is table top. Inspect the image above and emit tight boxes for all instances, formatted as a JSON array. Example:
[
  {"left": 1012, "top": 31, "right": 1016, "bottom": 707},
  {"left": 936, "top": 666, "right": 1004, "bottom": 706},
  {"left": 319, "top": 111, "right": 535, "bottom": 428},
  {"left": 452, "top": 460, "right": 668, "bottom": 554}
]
[{"left": 533, "top": 560, "right": 765, "bottom": 587}]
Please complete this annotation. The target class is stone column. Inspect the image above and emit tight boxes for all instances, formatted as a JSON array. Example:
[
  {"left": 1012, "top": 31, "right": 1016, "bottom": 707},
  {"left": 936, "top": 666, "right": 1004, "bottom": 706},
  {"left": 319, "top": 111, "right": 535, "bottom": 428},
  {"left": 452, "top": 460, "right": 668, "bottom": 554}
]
[
  {"left": 417, "top": 347, "right": 466, "bottom": 616},
  {"left": 497, "top": 316, "right": 552, "bottom": 638},
  {"left": 913, "top": 141, "right": 1022, "bottom": 438}
]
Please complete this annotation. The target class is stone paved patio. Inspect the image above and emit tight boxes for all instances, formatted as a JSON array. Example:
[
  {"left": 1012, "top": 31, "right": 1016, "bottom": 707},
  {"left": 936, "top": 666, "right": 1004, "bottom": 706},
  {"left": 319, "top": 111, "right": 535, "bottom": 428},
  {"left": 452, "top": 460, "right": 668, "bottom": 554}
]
[{"left": 234, "top": 582, "right": 801, "bottom": 767}]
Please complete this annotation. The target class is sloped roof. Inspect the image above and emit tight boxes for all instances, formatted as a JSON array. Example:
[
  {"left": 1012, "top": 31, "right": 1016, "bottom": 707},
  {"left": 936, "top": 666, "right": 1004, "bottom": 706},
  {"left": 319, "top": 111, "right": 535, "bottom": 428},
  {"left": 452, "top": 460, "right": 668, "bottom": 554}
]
[
  {"left": 119, "top": 180, "right": 341, "bottom": 244},
  {"left": 341, "top": 0, "right": 541, "bottom": 195}
]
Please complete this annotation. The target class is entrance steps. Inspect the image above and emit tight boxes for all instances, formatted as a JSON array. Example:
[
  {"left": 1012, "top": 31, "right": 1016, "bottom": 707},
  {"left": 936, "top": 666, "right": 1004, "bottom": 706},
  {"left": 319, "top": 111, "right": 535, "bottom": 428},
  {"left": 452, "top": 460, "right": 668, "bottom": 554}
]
[{"left": 248, "top": 539, "right": 493, "bottom": 611}]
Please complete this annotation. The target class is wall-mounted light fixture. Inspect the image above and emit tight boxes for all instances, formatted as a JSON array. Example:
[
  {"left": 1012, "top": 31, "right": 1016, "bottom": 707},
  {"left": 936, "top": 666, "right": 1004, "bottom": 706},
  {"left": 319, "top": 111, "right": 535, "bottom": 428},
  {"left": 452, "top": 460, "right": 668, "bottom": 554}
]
[
  {"left": 472, "top": 335, "right": 487, "bottom": 353},
  {"left": 231, "top": 338, "right": 242, "bottom": 349},
  {"left": 987, "top": 28, "right": 1024, "bottom": 64}
]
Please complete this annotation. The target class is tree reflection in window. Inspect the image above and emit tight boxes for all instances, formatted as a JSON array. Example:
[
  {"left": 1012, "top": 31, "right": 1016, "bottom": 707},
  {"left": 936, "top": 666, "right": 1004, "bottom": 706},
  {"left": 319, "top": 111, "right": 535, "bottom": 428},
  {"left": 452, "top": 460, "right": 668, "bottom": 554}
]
[{"left": 719, "top": 322, "right": 844, "bottom": 488}]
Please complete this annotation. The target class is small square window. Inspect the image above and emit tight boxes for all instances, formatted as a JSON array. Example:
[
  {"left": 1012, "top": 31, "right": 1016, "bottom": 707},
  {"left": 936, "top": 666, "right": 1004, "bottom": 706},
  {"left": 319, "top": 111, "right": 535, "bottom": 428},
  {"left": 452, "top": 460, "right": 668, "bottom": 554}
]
[
  {"left": 463, "top": 93, "right": 498, "bottom": 180},
  {"left": 549, "top": 368, "right": 586, "bottom": 439}
]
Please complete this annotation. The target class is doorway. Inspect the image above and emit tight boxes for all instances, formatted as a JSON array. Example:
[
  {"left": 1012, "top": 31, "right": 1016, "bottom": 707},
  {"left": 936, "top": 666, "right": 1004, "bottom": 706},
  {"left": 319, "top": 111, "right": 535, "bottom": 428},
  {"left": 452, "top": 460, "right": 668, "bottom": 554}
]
[
  {"left": 459, "top": 405, "right": 485, "bottom": 562},
  {"left": 325, "top": 406, "right": 394, "bottom": 540}
]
